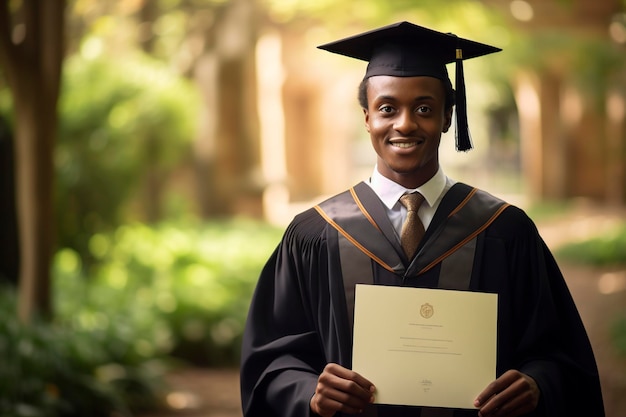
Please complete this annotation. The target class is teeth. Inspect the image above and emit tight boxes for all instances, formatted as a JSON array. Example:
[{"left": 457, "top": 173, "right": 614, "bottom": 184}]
[{"left": 392, "top": 142, "right": 417, "bottom": 148}]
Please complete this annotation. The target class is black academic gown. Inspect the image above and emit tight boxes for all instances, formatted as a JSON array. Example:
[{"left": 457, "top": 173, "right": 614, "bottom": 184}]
[{"left": 240, "top": 182, "right": 604, "bottom": 417}]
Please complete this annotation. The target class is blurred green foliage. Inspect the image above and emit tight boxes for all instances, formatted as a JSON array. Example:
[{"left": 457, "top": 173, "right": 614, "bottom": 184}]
[
  {"left": 54, "top": 218, "right": 283, "bottom": 366},
  {"left": 555, "top": 224, "right": 626, "bottom": 266},
  {"left": 0, "top": 285, "right": 163, "bottom": 417},
  {"left": 612, "top": 312, "right": 626, "bottom": 358},
  {"left": 0, "top": 218, "right": 283, "bottom": 415},
  {"left": 56, "top": 52, "right": 200, "bottom": 265}
]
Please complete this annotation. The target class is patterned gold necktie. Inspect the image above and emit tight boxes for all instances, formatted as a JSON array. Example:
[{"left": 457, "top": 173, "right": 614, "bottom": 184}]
[{"left": 399, "top": 192, "right": 425, "bottom": 259}]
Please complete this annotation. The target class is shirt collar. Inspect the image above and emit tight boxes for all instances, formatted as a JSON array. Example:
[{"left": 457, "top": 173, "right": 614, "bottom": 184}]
[{"left": 369, "top": 165, "right": 447, "bottom": 210}]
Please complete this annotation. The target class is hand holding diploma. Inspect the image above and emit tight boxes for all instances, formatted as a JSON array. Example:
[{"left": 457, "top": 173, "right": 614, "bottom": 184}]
[
  {"left": 310, "top": 363, "right": 375, "bottom": 416},
  {"left": 311, "top": 285, "right": 540, "bottom": 416},
  {"left": 474, "top": 370, "right": 540, "bottom": 417},
  {"left": 308, "top": 364, "right": 540, "bottom": 416},
  {"left": 352, "top": 285, "right": 499, "bottom": 409}
]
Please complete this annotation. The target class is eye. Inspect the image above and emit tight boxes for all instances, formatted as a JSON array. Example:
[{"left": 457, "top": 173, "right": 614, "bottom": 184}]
[
  {"left": 415, "top": 105, "right": 432, "bottom": 114},
  {"left": 378, "top": 105, "right": 395, "bottom": 114}
]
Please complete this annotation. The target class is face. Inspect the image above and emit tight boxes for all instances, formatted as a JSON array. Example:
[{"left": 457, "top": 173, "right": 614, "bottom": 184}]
[{"left": 364, "top": 75, "right": 453, "bottom": 188}]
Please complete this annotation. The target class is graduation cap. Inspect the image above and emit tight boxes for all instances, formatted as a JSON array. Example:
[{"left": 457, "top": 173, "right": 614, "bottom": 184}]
[{"left": 317, "top": 21, "right": 501, "bottom": 151}]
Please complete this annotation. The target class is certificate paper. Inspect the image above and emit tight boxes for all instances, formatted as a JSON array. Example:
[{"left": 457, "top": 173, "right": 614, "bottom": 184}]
[{"left": 352, "top": 284, "right": 497, "bottom": 409}]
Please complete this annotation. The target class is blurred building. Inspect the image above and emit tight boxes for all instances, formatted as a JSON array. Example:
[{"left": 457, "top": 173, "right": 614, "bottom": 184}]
[{"left": 483, "top": 0, "right": 626, "bottom": 204}]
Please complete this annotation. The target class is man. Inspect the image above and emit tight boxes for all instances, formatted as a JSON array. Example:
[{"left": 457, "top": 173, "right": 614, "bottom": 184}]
[{"left": 240, "top": 21, "right": 604, "bottom": 417}]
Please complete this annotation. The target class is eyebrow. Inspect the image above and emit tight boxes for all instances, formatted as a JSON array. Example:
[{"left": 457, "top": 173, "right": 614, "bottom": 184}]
[{"left": 374, "top": 94, "right": 436, "bottom": 102}]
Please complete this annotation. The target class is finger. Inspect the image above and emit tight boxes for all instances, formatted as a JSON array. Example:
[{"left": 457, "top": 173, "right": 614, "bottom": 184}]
[
  {"left": 477, "top": 373, "right": 539, "bottom": 417},
  {"left": 323, "top": 363, "right": 376, "bottom": 401},
  {"left": 474, "top": 369, "right": 521, "bottom": 407},
  {"left": 319, "top": 371, "right": 375, "bottom": 406},
  {"left": 325, "top": 363, "right": 375, "bottom": 390},
  {"left": 493, "top": 376, "right": 540, "bottom": 417},
  {"left": 313, "top": 381, "right": 373, "bottom": 415},
  {"left": 492, "top": 394, "right": 535, "bottom": 417},
  {"left": 313, "top": 393, "right": 366, "bottom": 416}
]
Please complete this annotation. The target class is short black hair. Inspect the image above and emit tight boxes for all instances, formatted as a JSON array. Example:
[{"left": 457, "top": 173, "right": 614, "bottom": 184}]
[{"left": 357, "top": 77, "right": 456, "bottom": 111}]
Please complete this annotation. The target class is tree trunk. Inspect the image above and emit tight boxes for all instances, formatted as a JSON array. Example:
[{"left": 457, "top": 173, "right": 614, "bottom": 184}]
[
  {"left": 0, "top": 115, "right": 19, "bottom": 285},
  {"left": 0, "top": 0, "right": 65, "bottom": 322}
]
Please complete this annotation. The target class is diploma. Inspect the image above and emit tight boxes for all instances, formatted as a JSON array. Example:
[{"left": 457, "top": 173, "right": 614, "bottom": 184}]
[{"left": 352, "top": 284, "right": 497, "bottom": 409}]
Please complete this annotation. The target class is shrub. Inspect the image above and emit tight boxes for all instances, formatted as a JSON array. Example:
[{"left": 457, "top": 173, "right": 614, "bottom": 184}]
[
  {"left": 554, "top": 224, "right": 626, "bottom": 267},
  {"left": 1, "top": 218, "right": 282, "bottom": 415},
  {"left": 56, "top": 52, "right": 200, "bottom": 266},
  {"left": 0, "top": 285, "right": 163, "bottom": 417},
  {"left": 54, "top": 218, "right": 283, "bottom": 367}
]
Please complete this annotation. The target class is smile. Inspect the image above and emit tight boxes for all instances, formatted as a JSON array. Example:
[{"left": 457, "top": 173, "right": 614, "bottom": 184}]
[
  {"left": 389, "top": 136, "right": 424, "bottom": 148},
  {"left": 391, "top": 142, "right": 419, "bottom": 148}
]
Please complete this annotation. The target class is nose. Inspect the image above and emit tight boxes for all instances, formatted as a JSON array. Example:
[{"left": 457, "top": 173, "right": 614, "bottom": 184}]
[{"left": 393, "top": 109, "right": 418, "bottom": 134}]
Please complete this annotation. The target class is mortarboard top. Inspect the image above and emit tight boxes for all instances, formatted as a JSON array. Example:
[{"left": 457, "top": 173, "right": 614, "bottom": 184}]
[{"left": 317, "top": 21, "right": 502, "bottom": 151}]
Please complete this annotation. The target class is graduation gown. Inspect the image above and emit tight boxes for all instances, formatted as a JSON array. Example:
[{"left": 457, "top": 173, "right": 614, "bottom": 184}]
[{"left": 240, "top": 182, "right": 604, "bottom": 417}]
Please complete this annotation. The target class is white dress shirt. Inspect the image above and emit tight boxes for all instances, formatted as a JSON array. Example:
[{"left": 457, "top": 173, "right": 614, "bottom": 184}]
[{"left": 366, "top": 166, "right": 456, "bottom": 237}]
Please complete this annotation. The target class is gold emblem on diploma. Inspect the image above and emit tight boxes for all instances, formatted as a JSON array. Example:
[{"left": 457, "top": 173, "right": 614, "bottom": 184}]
[{"left": 420, "top": 303, "right": 434, "bottom": 319}]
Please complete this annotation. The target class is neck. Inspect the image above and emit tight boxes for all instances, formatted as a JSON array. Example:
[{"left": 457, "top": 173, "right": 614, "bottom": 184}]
[{"left": 378, "top": 164, "right": 439, "bottom": 189}]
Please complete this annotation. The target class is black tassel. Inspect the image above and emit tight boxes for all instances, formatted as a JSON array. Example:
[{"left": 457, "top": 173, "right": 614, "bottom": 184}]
[{"left": 455, "top": 47, "right": 473, "bottom": 152}]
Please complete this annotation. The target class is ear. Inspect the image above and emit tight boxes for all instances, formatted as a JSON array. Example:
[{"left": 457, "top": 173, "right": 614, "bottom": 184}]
[
  {"left": 442, "top": 107, "right": 453, "bottom": 133},
  {"left": 363, "top": 108, "right": 371, "bottom": 132}
]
